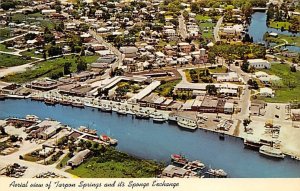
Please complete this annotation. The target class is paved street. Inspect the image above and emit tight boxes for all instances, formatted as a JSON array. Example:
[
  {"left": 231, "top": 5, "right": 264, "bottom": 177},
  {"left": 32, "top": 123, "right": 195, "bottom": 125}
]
[
  {"left": 214, "top": 16, "right": 223, "bottom": 42},
  {"left": 178, "top": 13, "right": 188, "bottom": 40}
]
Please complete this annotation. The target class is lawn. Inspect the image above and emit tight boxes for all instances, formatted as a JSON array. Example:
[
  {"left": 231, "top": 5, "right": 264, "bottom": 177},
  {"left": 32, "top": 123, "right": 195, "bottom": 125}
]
[
  {"left": 56, "top": 154, "right": 70, "bottom": 169},
  {"left": 266, "top": 34, "right": 300, "bottom": 47},
  {"left": 269, "top": 21, "right": 292, "bottom": 30},
  {"left": 66, "top": 147, "right": 163, "bottom": 178},
  {"left": 0, "top": 53, "right": 33, "bottom": 68},
  {"left": 0, "top": 44, "right": 13, "bottom": 52},
  {"left": 22, "top": 149, "right": 43, "bottom": 162},
  {"left": 199, "top": 22, "right": 215, "bottom": 40},
  {"left": 2, "top": 55, "right": 99, "bottom": 83},
  {"left": 0, "top": 28, "right": 12, "bottom": 41},
  {"left": 155, "top": 79, "right": 181, "bottom": 97},
  {"left": 208, "top": 65, "right": 227, "bottom": 73},
  {"left": 195, "top": 14, "right": 211, "bottom": 21},
  {"left": 21, "top": 49, "right": 43, "bottom": 58},
  {"left": 260, "top": 63, "right": 300, "bottom": 103}
]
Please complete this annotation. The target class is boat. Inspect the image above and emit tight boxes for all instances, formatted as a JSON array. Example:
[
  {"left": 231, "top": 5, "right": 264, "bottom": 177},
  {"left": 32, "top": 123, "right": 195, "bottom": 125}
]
[
  {"left": 60, "top": 98, "right": 72, "bottom": 106},
  {"left": 259, "top": 145, "right": 285, "bottom": 159},
  {"left": 117, "top": 108, "right": 127, "bottom": 115},
  {"left": 177, "top": 120, "right": 197, "bottom": 130},
  {"left": 78, "top": 126, "right": 97, "bottom": 135},
  {"left": 244, "top": 138, "right": 274, "bottom": 150},
  {"left": 0, "top": 94, "right": 5, "bottom": 101},
  {"left": 171, "top": 154, "right": 188, "bottom": 166},
  {"left": 207, "top": 169, "right": 227, "bottom": 178},
  {"left": 291, "top": 155, "right": 300, "bottom": 161},
  {"left": 100, "top": 134, "right": 118, "bottom": 145},
  {"left": 44, "top": 98, "right": 56, "bottom": 105},
  {"left": 135, "top": 110, "right": 150, "bottom": 119},
  {"left": 184, "top": 160, "right": 206, "bottom": 171},
  {"left": 72, "top": 101, "right": 84, "bottom": 108},
  {"left": 153, "top": 114, "right": 166, "bottom": 123},
  {"left": 100, "top": 105, "right": 112, "bottom": 112},
  {"left": 25, "top": 115, "right": 39, "bottom": 122}
]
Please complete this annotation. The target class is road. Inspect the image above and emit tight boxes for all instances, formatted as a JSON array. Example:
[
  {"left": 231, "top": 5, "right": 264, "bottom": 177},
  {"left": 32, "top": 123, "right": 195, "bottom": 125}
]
[
  {"left": 214, "top": 16, "right": 223, "bottom": 42},
  {"left": 89, "top": 29, "right": 123, "bottom": 78},
  {"left": 273, "top": 39, "right": 288, "bottom": 49},
  {"left": 178, "top": 13, "right": 188, "bottom": 40}
]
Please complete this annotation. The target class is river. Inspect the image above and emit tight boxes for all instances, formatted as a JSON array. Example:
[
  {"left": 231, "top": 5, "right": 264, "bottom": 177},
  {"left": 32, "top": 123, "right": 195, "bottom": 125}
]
[
  {"left": 0, "top": 99, "right": 300, "bottom": 178},
  {"left": 248, "top": 12, "right": 300, "bottom": 52}
]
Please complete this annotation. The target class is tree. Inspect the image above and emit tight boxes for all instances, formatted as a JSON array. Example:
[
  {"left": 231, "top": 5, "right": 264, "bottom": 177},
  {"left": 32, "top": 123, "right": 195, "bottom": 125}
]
[
  {"left": 1, "top": 1, "right": 16, "bottom": 10},
  {"left": 241, "top": 61, "right": 250, "bottom": 72},
  {"left": 76, "top": 57, "right": 87, "bottom": 72},
  {"left": 0, "top": 126, "right": 6, "bottom": 135},
  {"left": 291, "top": 65, "right": 297, "bottom": 72},
  {"left": 64, "top": 62, "right": 72, "bottom": 75},
  {"left": 9, "top": 135, "right": 18, "bottom": 142},
  {"left": 206, "top": 85, "right": 217, "bottom": 95}
]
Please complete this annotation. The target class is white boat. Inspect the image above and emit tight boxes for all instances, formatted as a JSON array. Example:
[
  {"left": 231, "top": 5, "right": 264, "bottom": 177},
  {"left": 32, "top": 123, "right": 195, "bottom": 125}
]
[
  {"left": 135, "top": 110, "right": 150, "bottom": 119},
  {"left": 259, "top": 145, "right": 285, "bottom": 159},
  {"left": 177, "top": 120, "right": 197, "bottom": 130},
  {"left": 153, "top": 114, "right": 166, "bottom": 123},
  {"left": 117, "top": 108, "right": 127, "bottom": 115},
  {"left": 100, "top": 105, "right": 112, "bottom": 112},
  {"left": 207, "top": 169, "right": 227, "bottom": 177},
  {"left": 125, "top": 109, "right": 135, "bottom": 115}
]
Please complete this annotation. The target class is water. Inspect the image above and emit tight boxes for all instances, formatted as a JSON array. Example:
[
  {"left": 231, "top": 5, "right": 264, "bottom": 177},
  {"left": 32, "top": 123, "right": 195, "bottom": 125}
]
[
  {"left": 248, "top": 12, "right": 300, "bottom": 52},
  {"left": 1, "top": 99, "right": 300, "bottom": 178}
]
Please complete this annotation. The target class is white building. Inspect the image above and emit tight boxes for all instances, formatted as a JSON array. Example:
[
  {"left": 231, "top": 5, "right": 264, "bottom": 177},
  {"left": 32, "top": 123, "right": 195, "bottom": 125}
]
[
  {"left": 248, "top": 59, "right": 271, "bottom": 69},
  {"left": 260, "top": 87, "right": 274, "bottom": 97}
]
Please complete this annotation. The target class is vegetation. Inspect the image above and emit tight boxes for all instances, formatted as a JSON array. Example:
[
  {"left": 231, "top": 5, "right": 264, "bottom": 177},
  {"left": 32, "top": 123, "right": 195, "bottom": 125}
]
[
  {"left": 0, "top": 28, "right": 12, "bottom": 41},
  {"left": 56, "top": 154, "right": 70, "bottom": 169},
  {"left": 259, "top": 63, "right": 300, "bottom": 103},
  {"left": 0, "top": 54, "right": 33, "bottom": 68},
  {"left": 2, "top": 55, "right": 98, "bottom": 83},
  {"left": 265, "top": 33, "right": 300, "bottom": 47},
  {"left": 66, "top": 147, "right": 163, "bottom": 178},
  {"left": 155, "top": 79, "right": 181, "bottom": 97},
  {"left": 46, "top": 151, "right": 64, "bottom": 165},
  {"left": 23, "top": 149, "right": 43, "bottom": 162}
]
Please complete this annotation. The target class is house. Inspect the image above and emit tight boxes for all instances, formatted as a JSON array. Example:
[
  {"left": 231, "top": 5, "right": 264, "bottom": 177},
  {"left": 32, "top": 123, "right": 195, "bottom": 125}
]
[
  {"left": 38, "top": 120, "right": 61, "bottom": 140},
  {"left": 119, "top": 46, "right": 139, "bottom": 58},
  {"left": 248, "top": 59, "right": 271, "bottom": 69},
  {"left": 162, "top": 165, "right": 188, "bottom": 178},
  {"left": 39, "top": 147, "right": 55, "bottom": 157},
  {"left": 178, "top": 42, "right": 192, "bottom": 53},
  {"left": 260, "top": 87, "right": 274, "bottom": 97},
  {"left": 41, "top": 9, "right": 56, "bottom": 15},
  {"left": 28, "top": 79, "right": 58, "bottom": 91},
  {"left": 67, "top": 149, "right": 91, "bottom": 167},
  {"left": 224, "top": 102, "right": 234, "bottom": 114}
]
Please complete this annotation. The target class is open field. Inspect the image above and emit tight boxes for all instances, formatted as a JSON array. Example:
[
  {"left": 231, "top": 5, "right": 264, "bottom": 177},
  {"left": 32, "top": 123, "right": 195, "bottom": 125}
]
[
  {"left": 66, "top": 148, "right": 163, "bottom": 178},
  {"left": 266, "top": 34, "right": 300, "bottom": 47},
  {"left": 155, "top": 79, "right": 181, "bottom": 97},
  {"left": 259, "top": 63, "right": 300, "bottom": 103},
  {"left": 2, "top": 55, "right": 98, "bottom": 83},
  {"left": 0, "top": 53, "right": 33, "bottom": 68},
  {"left": 0, "top": 44, "right": 13, "bottom": 52},
  {"left": 269, "top": 21, "right": 292, "bottom": 30}
]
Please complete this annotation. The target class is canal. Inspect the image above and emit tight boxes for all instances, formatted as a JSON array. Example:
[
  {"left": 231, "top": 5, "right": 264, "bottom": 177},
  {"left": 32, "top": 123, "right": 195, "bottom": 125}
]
[
  {"left": 0, "top": 99, "right": 300, "bottom": 178},
  {"left": 248, "top": 12, "right": 300, "bottom": 52}
]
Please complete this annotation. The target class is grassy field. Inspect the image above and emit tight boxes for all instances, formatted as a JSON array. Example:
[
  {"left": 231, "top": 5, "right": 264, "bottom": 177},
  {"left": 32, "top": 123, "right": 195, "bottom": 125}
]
[
  {"left": 0, "top": 28, "right": 12, "bottom": 41},
  {"left": 0, "top": 53, "right": 33, "bottom": 68},
  {"left": 12, "top": 13, "right": 56, "bottom": 29},
  {"left": 269, "top": 21, "right": 292, "bottom": 30},
  {"left": 199, "top": 22, "right": 214, "bottom": 40},
  {"left": 0, "top": 44, "right": 13, "bottom": 52},
  {"left": 21, "top": 49, "right": 43, "bottom": 58},
  {"left": 260, "top": 63, "right": 300, "bottom": 103},
  {"left": 155, "top": 79, "right": 181, "bottom": 97},
  {"left": 195, "top": 14, "right": 211, "bottom": 21},
  {"left": 208, "top": 66, "right": 227, "bottom": 73},
  {"left": 266, "top": 34, "right": 300, "bottom": 47},
  {"left": 2, "top": 55, "right": 99, "bottom": 83},
  {"left": 66, "top": 148, "right": 163, "bottom": 178},
  {"left": 56, "top": 154, "right": 70, "bottom": 169}
]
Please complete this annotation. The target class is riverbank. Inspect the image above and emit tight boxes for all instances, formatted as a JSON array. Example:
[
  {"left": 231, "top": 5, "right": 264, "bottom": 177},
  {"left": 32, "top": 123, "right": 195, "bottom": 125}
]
[{"left": 66, "top": 147, "right": 164, "bottom": 178}]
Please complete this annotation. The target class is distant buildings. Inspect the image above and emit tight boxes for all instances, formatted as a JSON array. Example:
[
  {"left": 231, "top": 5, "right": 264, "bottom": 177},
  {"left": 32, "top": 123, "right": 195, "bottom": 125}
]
[{"left": 248, "top": 59, "right": 271, "bottom": 69}]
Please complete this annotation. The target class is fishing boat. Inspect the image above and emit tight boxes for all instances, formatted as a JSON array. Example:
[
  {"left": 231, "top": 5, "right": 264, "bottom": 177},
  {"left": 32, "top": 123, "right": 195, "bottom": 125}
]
[
  {"left": 25, "top": 115, "right": 39, "bottom": 122},
  {"left": 100, "top": 105, "right": 112, "bottom": 112},
  {"left": 184, "top": 160, "right": 206, "bottom": 171},
  {"left": 207, "top": 169, "right": 227, "bottom": 178},
  {"left": 177, "top": 120, "right": 197, "bottom": 130},
  {"left": 100, "top": 134, "right": 118, "bottom": 145},
  {"left": 259, "top": 145, "right": 285, "bottom": 159},
  {"left": 78, "top": 126, "right": 97, "bottom": 135},
  {"left": 135, "top": 110, "right": 150, "bottom": 119},
  {"left": 171, "top": 154, "right": 188, "bottom": 166},
  {"left": 44, "top": 98, "right": 56, "bottom": 105},
  {"left": 153, "top": 114, "right": 166, "bottom": 123},
  {"left": 60, "top": 98, "right": 72, "bottom": 106},
  {"left": 117, "top": 108, "right": 127, "bottom": 115},
  {"left": 72, "top": 101, "right": 84, "bottom": 108}
]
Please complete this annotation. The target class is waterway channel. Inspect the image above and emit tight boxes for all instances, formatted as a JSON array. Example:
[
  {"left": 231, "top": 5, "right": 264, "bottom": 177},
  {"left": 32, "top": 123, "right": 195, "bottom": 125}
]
[
  {"left": 0, "top": 99, "right": 300, "bottom": 177},
  {"left": 248, "top": 12, "right": 300, "bottom": 52}
]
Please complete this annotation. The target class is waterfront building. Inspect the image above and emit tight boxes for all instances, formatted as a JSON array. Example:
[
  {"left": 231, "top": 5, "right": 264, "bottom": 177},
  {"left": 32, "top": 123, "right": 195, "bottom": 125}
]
[{"left": 67, "top": 149, "right": 91, "bottom": 167}]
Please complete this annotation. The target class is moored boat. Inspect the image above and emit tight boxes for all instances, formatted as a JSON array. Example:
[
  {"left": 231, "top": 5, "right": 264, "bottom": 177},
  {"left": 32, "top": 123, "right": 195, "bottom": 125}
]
[
  {"left": 153, "top": 114, "right": 166, "bottom": 123},
  {"left": 259, "top": 145, "right": 285, "bottom": 159},
  {"left": 100, "top": 105, "right": 112, "bottom": 112},
  {"left": 135, "top": 110, "right": 150, "bottom": 119},
  {"left": 117, "top": 108, "right": 127, "bottom": 115},
  {"left": 177, "top": 120, "right": 197, "bottom": 130},
  {"left": 100, "top": 134, "right": 118, "bottom": 145},
  {"left": 207, "top": 169, "right": 227, "bottom": 178},
  {"left": 72, "top": 101, "right": 84, "bottom": 108},
  {"left": 171, "top": 154, "right": 188, "bottom": 166},
  {"left": 44, "top": 98, "right": 57, "bottom": 105}
]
